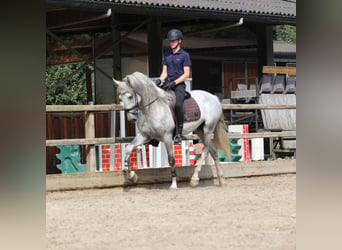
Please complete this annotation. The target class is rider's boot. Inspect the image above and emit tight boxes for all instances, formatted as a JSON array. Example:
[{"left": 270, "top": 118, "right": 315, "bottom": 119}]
[{"left": 174, "top": 124, "right": 183, "bottom": 145}]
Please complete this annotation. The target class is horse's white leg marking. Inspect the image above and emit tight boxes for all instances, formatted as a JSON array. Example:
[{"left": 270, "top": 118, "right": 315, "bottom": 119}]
[
  {"left": 170, "top": 177, "right": 177, "bottom": 190},
  {"left": 164, "top": 137, "right": 177, "bottom": 189},
  {"left": 124, "top": 143, "right": 138, "bottom": 183},
  {"left": 124, "top": 132, "right": 149, "bottom": 183},
  {"left": 190, "top": 129, "right": 206, "bottom": 187},
  {"left": 190, "top": 146, "right": 209, "bottom": 187}
]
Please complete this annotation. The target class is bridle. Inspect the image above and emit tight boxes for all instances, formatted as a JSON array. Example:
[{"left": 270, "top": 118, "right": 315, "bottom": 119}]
[{"left": 126, "top": 90, "right": 158, "bottom": 115}]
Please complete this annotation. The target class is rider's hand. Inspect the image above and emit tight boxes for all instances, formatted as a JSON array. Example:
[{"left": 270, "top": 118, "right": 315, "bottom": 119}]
[
  {"left": 154, "top": 79, "right": 163, "bottom": 87},
  {"left": 163, "top": 80, "right": 176, "bottom": 90}
]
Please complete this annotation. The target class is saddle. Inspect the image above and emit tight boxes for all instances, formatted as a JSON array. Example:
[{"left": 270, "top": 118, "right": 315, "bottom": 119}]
[{"left": 167, "top": 91, "right": 201, "bottom": 123}]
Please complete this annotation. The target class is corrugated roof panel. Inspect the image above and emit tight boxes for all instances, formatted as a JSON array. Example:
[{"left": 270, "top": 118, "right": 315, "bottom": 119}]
[{"left": 94, "top": 0, "right": 296, "bottom": 17}]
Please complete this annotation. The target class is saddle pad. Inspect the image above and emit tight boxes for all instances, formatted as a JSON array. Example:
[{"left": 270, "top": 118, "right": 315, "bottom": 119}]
[{"left": 168, "top": 91, "right": 201, "bottom": 122}]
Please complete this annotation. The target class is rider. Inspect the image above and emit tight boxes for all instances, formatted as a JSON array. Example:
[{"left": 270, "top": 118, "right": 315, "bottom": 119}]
[{"left": 155, "top": 29, "right": 192, "bottom": 145}]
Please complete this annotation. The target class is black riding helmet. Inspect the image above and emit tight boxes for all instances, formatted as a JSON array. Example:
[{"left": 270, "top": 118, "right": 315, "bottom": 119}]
[{"left": 166, "top": 29, "right": 183, "bottom": 41}]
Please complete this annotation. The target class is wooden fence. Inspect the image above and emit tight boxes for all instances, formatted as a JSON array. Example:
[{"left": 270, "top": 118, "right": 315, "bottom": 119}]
[
  {"left": 46, "top": 106, "right": 136, "bottom": 174},
  {"left": 46, "top": 103, "right": 296, "bottom": 191}
]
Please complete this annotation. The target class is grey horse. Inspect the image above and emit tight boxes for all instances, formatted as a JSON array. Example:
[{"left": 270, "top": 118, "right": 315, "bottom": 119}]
[{"left": 113, "top": 72, "right": 231, "bottom": 189}]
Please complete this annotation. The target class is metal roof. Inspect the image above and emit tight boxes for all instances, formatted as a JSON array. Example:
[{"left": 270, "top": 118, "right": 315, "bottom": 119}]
[
  {"left": 109, "top": 0, "right": 297, "bottom": 16},
  {"left": 273, "top": 40, "right": 296, "bottom": 53},
  {"left": 47, "top": 0, "right": 296, "bottom": 24}
]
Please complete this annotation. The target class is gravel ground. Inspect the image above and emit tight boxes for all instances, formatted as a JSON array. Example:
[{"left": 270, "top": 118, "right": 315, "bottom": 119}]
[{"left": 46, "top": 174, "right": 296, "bottom": 250}]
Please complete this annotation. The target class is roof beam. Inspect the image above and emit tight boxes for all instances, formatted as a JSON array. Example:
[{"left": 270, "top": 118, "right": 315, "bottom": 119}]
[
  {"left": 48, "top": 8, "right": 112, "bottom": 30},
  {"left": 47, "top": 19, "right": 149, "bottom": 94}
]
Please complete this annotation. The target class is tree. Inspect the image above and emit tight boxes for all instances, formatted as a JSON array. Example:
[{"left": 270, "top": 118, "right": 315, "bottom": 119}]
[
  {"left": 273, "top": 25, "right": 296, "bottom": 43},
  {"left": 46, "top": 64, "right": 88, "bottom": 105}
]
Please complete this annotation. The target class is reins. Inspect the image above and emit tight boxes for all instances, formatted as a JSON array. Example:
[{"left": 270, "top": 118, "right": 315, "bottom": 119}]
[
  {"left": 139, "top": 97, "right": 158, "bottom": 109},
  {"left": 126, "top": 90, "right": 158, "bottom": 114}
]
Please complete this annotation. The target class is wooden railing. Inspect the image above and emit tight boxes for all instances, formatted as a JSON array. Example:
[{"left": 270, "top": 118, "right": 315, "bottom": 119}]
[
  {"left": 46, "top": 103, "right": 296, "bottom": 190},
  {"left": 46, "top": 103, "right": 296, "bottom": 145}
]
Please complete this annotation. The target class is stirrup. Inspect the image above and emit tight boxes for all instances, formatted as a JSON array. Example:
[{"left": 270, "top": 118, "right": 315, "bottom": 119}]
[{"left": 174, "top": 134, "right": 182, "bottom": 145}]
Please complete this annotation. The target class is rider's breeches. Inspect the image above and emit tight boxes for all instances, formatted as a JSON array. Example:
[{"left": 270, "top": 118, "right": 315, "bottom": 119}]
[{"left": 174, "top": 82, "right": 185, "bottom": 131}]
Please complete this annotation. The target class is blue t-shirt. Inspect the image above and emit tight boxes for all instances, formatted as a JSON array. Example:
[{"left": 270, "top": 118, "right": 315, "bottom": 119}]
[{"left": 162, "top": 48, "right": 191, "bottom": 81}]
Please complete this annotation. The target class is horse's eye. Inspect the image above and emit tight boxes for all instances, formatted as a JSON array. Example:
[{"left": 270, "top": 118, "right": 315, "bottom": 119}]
[{"left": 128, "top": 95, "right": 133, "bottom": 100}]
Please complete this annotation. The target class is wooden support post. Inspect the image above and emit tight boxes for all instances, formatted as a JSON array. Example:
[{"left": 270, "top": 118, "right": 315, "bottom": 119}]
[
  {"left": 269, "top": 137, "right": 274, "bottom": 160},
  {"left": 254, "top": 24, "right": 274, "bottom": 79},
  {"left": 265, "top": 25, "right": 274, "bottom": 66},
  {"left": 86, "top": 67, "right": 93, "bottom": 103},
  {"left": 147, "top": 17, "right": 162, "bottom": 77},
  {"left": 85, "top": 103, "right": 96, "bottom": 172},
  {"left": 112, "top": 13, "right": 122, "bottom": 104}
]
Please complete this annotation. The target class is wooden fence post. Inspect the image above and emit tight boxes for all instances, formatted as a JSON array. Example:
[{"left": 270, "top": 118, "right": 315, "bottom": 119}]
[{"left": 85, "top": 102, "right": 96, "bottom": 173}]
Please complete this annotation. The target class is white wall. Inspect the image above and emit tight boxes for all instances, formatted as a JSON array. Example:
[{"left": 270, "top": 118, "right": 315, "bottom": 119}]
[
  {"left": 95, "top": 58, "right": 115, "bottom": 104},
  {"left": 122, "top": 56, "right": 148, "bottom": 76},
  {"left": 95, "top": 56, "right": 148, "bottom": 104}
]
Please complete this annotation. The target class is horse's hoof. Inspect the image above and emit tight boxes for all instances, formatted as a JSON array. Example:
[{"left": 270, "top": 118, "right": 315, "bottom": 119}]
[
  {"left": 129, "top": 171, "right": 138, "bottom": 183},
  {"left": 169, "top": 177, "right": 178, "bottom": 190},
  {"left": 218, "top": 178, "right": 227, "bottom": 187},
  {"left": 169, "top": 184, "right": 178, "bottom": 190},
  {"left": 190, "top": 178, "right": 199, "bottom": 187}
]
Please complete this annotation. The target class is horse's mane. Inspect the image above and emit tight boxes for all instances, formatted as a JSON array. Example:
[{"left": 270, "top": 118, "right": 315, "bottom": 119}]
[{"left": 124, "top": 72, "right": 173, "bottom": 106}]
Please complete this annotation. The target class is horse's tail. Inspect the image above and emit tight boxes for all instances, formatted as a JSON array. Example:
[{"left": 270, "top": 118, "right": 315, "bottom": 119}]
[{"left": 213, "top": 116, "right": 231, "bottom": 161}]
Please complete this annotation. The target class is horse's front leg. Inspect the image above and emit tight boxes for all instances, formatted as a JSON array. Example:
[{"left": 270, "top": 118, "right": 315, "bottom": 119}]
[
  {"left": 164, "top": 135, "right": 177, "bottom": 189},
  {"left": 123, "top": 132, "right": 149, "bottom": 183}
]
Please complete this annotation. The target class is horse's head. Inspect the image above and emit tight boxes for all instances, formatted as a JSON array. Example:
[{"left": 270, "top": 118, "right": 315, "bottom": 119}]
[
  {"left": 113, "top": 77, "right": 140, "bottom": 111},
  {"left": 113, "top": 72, "right": 170, "bottom": 116}
]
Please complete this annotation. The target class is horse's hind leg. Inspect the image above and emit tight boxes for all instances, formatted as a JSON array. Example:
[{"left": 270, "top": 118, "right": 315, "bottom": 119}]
[
  {"left": 191, "top": 127, "right": 225, "bottom": 187},
  {"left": 190, "top": 146, "right": 209, "bottom": 187},
  {"left": 193, "top": 141, "right": 225, "bottom": 187},
  {"left": 207, "top": 143, "right": 226, "bottom": 186},
  {"left": 190, "top": 128, "right": 209, "bottom": 187}
]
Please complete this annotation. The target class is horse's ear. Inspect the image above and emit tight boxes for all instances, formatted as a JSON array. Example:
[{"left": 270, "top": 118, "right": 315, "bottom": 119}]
[{"left": 125, "top": 76, "right": 133, "bottom": 88}]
